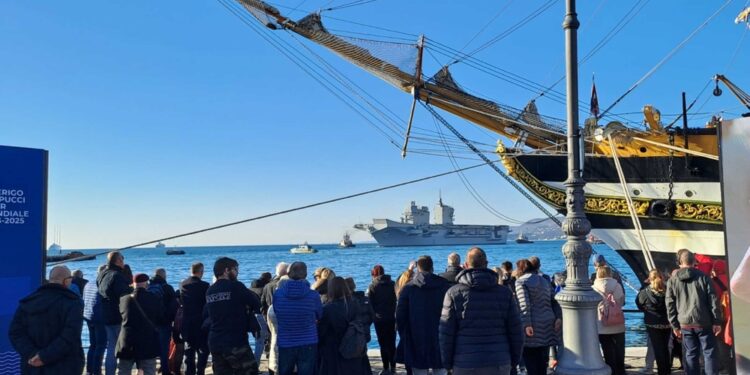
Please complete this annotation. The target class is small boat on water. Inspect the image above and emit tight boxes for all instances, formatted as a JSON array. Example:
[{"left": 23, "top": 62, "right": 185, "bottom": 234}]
[
  {"left": 166, "top": 247, "right": 185, "bottom": 255},
  {"left": 290, "top": 242, "right": 318, "bottom": 254},
  {"left": 156, "top": 242, "right": 166, "bottom": 249},
  {"left": 338, "top": 233, "right": 355, "bottom": 248},
  {"left": 46, "top": 251, "right": 97, "bottom": 263},
  {"left": 515, "top": 232, "right": 534, "bottom": 244}
]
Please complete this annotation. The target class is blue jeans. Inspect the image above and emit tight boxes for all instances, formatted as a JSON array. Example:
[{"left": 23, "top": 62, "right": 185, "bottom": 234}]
[
  {"left": 158, "top": 325, "right": 172, "bottom": 374},
  {"left": 682, "top": 327, "right": 718, "bottom": 375},
  {"left": 86, "top": 320, "right": 107, "bottom": 375},
  {"left": 278, "top": 344, "right": 317, "bottom": 375},
  {"left": 105, "top": 324, "right": 121, "bottom": 375}
]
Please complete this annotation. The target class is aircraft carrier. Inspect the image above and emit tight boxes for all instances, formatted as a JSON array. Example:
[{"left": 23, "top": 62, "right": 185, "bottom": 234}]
[{"left": 354, "top": 199, "right": 509, "bottom": 247}]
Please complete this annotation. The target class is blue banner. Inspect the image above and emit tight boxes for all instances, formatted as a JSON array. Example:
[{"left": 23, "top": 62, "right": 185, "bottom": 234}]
[{"left": 0, "top": 145, "right": 47, "bottom": 374}]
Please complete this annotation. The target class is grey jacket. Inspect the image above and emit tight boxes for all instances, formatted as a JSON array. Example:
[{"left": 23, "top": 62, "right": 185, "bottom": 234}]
[
  {"left": 665, "top": 268, "right": 722, "bottom": 330},
  {"left": 515, "top": 273, "right": 560, "bottom": 347}
]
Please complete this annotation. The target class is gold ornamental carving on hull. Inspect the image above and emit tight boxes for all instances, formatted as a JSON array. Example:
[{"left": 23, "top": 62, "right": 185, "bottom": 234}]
[{"left": 498, "top": 151, "right": 723, "bottom": 225}]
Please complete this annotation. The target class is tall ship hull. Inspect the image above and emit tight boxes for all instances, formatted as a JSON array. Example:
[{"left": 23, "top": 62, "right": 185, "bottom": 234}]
[
  {"left": 355, "top": 200, "right": 509, "bottom": 247},
  {"left": 233, "top": 1, "right": 750, "bottom": 283}
]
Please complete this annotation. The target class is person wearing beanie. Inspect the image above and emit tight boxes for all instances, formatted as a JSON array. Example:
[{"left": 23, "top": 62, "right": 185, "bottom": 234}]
[
  {"left": 116, "top": 273, "right": 163, "bottom": 375},
  {"left": 367, "top": 264, "right": 397, "bottom": 375}
]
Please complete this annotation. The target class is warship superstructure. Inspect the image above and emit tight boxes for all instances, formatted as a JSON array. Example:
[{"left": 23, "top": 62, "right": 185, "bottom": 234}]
[{"left": 354, "top": 199, "right": 509, "bottom": 247}]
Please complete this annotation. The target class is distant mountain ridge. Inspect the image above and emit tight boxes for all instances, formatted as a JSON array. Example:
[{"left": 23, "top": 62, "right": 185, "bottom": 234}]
[{"left": 509, "top": 217, "right": 564, "bottom": 241}]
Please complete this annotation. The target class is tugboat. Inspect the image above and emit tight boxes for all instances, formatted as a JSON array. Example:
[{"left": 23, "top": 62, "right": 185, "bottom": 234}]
[
  {"left": 290, "top": 242, "right": 318, "bottom": 254},
  {"left": 338, "top": 233, "right": 355, "bottom": 248},
  {"left": 166, "top": 247, "right": 185, "bottom": 255},
  {"left": 515, "top": 232, "right": 534, "bottom": 244}
]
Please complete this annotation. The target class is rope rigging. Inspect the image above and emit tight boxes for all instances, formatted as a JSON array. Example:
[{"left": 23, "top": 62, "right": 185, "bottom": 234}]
[
  {"left": 48, "top": 161, "right": 499, "bottom": 266},
  {"left": 597, "top": 0, "right": 735, "bottom": 120}
]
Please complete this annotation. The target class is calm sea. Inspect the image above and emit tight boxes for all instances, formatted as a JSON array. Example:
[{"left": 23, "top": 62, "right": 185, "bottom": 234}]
[{"left": 50, "top": 240, "right": 647, "bottom": 349}]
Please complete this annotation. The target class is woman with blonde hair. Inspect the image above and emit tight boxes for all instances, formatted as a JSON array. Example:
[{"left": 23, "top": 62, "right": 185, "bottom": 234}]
[
  {"left": 593, "top": 266, "right": 626, "bottom": 375},
  {"left": 312, "top": 267, "right": 336, "bottom": 303},
  {"left": 636, "top": 269, "right": 671, "bottom": 375}
]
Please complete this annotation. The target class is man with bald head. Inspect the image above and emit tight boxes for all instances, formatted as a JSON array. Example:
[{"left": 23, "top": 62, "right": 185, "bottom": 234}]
[
  {"left": 440, "top": 247, "right": 523, "bottom": 375},
  {"left": 9, "top": 265, "right": 85, "bottom": 374}
]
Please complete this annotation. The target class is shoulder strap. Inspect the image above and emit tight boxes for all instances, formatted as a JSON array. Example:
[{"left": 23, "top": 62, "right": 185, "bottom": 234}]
[{"left": 130, "top": 294, "right": 159, "bottom": 332}]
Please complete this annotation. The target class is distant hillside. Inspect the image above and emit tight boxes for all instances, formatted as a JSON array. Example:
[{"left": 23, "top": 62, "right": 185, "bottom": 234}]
[{"left": 509, "top": 217, "right": 564, "bottom": 241}]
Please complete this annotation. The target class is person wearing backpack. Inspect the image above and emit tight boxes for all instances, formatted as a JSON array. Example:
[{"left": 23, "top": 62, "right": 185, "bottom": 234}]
[
  {"left": 593, "top": 266, "right": 626, "bottom": 375},
  {"left": 318, "top": 277, "right": 371, "bottom": 375},
  {"left": 636, "top": 270, "right": 671, "bottom": 375},
  {"left": 149, "top": 268, "right": 179, "bottom": 375}
]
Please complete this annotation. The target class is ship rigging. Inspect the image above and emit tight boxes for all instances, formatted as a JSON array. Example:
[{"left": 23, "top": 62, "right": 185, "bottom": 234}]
[{"left": 220, "top": 0, "right": 748, "bottom": 282}]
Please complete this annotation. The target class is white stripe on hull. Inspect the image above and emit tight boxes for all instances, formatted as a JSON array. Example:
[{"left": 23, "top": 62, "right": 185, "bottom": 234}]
[
  {"left": 592, "top": 228, "right": 725, "bottom": 257},
  {"left": 544, "top": 181, "right": 721, "bottom": 202}
]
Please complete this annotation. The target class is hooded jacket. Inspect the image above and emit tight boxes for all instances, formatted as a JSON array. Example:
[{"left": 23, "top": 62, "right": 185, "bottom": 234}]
[
  {"left": 592, "top": 277, "right": 626, "bottom": 335},
  {"left": 97, "top": 264, "right": 132, "bottom": 325},
  {"left": 439, "top": 268, "right": 523, "bottom": 370},
  {"left": 8, "top": 283, "right": 85, "bottom": 375},
  {"left": 666, "top": 267, "right": 723, "bottom": 330},
  {"left": 396, "top": 271, "right": 450, "bottom": 369},
  {"left": 516, "top": 272, "right": 561, "bottom": 345},
  {"left": 273, "top": 279, "right": 323, "bottom": 348},
  {"left": 367, "top": 274, "right": 397, "bottom": 323}
]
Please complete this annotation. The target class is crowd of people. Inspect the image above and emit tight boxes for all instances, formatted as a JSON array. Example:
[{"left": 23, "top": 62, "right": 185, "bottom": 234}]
[{"left": 5, "top": 247, "right": 733, "bottom": 375}]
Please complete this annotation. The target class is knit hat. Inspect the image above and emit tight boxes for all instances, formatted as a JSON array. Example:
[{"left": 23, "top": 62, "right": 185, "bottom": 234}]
[{"left": 133, "top": 273, "right": 149, "bottom": 283}]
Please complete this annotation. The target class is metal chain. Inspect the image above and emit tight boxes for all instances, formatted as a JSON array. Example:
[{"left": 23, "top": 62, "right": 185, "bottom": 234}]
[{"left": 667, "top": 132, "right": 675, "bottom": 202}]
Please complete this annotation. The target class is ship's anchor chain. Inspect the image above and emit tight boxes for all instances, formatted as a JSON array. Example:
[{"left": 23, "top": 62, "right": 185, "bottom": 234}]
[{"left": 649, "top": 132, "right": 677, "bottom": 219}]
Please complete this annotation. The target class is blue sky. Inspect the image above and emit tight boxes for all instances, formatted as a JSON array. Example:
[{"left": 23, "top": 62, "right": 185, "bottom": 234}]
[{"left": 2, "top": 1, "right": 748, "bottom": 248}]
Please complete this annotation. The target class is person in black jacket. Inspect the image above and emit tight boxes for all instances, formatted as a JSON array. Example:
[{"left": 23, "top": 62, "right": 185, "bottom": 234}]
[
  {"left": 438, "top": 252, "right": 463, "bottom": 284},
  {"left": 250, "top": 272, "right": 272, "bottom": 298},
  {"left": 206, "top": 257, "right": 262, "bottom": 375},
  {"left": 440, "top": 247, "right": 524, "bottom": 375},
  {"left": 117, "top": 273, "right": 164, "bottom": 375},
  {"left": 9, "top": 266, "right": 84, "bottom": 375},
  {"left": 180, "top": 262, "right": 210, "bottom": 375},
  {"left": 97, "top": 251, "right": 133, "bottom": 375},
  {"left": 396, "top": 255, "right": 451, "bottom": 375},
  {"left": 637, "top": 270, "right": 672, "bottom": 375},
  {"left": 318, "top": 277, "right": 371, "bottom": 375},
  {"left": 149, "top": 268, "right": 178, "bottom": 375},
  {"left": 367, "top": 264, "right": 397, "bottom": 375}
]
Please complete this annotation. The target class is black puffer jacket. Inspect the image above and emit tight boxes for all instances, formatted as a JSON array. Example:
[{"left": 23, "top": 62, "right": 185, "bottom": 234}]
[
  {"left": 367, "top": 275, "right": 396, "bottom": 323},
  {"left": 439, "top": 268, "right": 523, "bottom": 370},
  {"left": 8, "top": 284, "right": 85, "bottom": 375},
  {"left": 116, "top": 287, "right": 163, "bottom": 360},
  {"left": 396, "top": 272, "right": 450, "bottom": 369},
  {"left": 636, "top": 286, "right": 669, "bottom": 327},
  {"left": 97, "top": 264, "right": 133, "bottom": 325}
]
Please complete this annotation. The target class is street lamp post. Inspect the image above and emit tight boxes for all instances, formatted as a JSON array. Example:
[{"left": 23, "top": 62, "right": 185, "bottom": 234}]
[{"left": 555, "top": 0, "right": 611, "bottom": 374}]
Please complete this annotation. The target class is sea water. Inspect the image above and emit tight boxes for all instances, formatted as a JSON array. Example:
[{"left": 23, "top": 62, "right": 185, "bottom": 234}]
[{"left": 52, "top": 240, "right": 647, "bottom": 350}]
